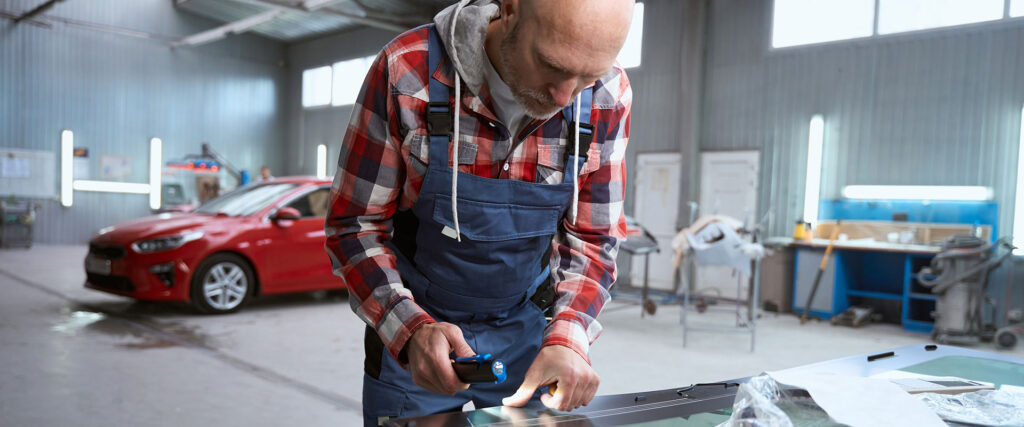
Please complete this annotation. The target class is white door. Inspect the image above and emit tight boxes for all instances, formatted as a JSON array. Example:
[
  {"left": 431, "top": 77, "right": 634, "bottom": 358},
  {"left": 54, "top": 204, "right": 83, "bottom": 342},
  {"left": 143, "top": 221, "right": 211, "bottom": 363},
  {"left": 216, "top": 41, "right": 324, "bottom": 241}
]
[
  {"left": 631, "top": 153, "right": 683, "bottom": 291},
  {"left": 696, "top": 151, "right": 760, "bottom": 299}
]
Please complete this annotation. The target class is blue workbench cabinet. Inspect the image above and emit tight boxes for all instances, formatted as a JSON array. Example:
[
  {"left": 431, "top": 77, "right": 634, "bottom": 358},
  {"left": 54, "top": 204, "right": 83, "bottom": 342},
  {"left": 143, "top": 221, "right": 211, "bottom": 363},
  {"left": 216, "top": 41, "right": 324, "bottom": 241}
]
[{"left": 792, "top": 246, "right": 936, "bottom": 333}]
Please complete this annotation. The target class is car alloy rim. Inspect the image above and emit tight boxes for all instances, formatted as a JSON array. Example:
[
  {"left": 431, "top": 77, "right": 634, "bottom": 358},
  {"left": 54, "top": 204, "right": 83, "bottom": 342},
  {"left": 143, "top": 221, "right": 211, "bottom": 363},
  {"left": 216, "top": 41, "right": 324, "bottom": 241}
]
[{"left": 203, "top": 262, "right": 247, "bottom": 310}]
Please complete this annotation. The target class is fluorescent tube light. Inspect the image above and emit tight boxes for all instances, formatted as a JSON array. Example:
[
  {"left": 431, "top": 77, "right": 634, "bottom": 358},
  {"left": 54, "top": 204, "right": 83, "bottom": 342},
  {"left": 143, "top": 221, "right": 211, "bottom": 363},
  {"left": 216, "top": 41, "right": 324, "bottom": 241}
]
[
  {"left": 1015, "top": 106, "right": 1024, "bottom": 255},
  {"left": 73, "top": 180, "right": 151, "bottom": 194},
  {"left": 150, "top": 138, "right": 162, "bottom": 210},
  {"left": 803, "top": 115, "right": 824, "bottom": 224},
  {"left": 316, "top": 144, "right": 328, "bottom": 179},
  {"left": 842, "top": 185, "right": 992, "bottom": 201},
  {"left": 61, "top": 130, "right": 74, "bottom": 207}
]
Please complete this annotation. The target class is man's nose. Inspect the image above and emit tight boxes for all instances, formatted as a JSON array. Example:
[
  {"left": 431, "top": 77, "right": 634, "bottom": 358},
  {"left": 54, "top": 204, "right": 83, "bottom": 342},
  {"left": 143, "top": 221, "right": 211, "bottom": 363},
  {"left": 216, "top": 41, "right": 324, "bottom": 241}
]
[{"left": 548, "top": 78, "right": 579, "bottom": 107}]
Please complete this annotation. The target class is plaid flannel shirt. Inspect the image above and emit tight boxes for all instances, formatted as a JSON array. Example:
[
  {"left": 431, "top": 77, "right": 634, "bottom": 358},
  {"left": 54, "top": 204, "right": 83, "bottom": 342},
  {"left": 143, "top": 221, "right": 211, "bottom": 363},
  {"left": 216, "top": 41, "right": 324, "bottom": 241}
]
[{"left": 325, "top": 26, "right": 631, "bottom": 364}]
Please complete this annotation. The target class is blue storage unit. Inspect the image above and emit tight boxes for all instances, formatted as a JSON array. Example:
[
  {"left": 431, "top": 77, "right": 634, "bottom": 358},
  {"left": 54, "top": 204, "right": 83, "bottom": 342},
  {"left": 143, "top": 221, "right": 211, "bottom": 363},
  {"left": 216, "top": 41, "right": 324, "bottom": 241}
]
[
  {"left": 793, "top": 246, "right": 937, "bottom": 333},
  {"left": 819, "top": 199, "right": 999, "bottom": 240},
  {"left": 793, "top": 199, "right": 999, "bottom": 333}
]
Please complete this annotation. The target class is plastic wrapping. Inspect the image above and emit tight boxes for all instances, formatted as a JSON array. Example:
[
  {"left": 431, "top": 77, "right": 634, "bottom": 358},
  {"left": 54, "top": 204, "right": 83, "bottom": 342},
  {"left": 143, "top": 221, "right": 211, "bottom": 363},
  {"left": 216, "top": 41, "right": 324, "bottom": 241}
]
[
  {"left": 916, "top": 389, "right": 1024, "bottom": 426},
  {"left": 717, "top": 375, "right": 844, "bottom": 427}
]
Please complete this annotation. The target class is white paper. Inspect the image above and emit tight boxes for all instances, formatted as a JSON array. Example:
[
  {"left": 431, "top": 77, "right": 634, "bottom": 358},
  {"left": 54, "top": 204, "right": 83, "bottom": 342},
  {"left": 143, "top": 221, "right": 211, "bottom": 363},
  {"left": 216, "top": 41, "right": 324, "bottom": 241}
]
[
  {"left": 73, "top": 157, "right": 89, "bottom": 180},
  {"left": 767, "top": 370, "right": 946, "bottom": 427},
  {"left": 1, "top": 156, "right": 30, "bottom": 178}
]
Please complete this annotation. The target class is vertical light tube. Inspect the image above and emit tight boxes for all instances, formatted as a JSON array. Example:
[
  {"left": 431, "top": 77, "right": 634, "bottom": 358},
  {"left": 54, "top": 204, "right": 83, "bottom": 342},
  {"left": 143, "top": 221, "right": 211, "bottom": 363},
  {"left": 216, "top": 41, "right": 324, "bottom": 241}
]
[
  {"left": 316, "top": 144, "right": 327, "bottom": 179},
  {"left": 1013, "top": 106, "right": 1024, "bottom": 255},
  {"left": 61, "top": 130, "right": 74, "bottom": 207},
  {"left": 803, "top": 115, "right": 825, "bottom": 225},
  {"left": 150, "top": 138, "right": 162, "bottom": 210}
]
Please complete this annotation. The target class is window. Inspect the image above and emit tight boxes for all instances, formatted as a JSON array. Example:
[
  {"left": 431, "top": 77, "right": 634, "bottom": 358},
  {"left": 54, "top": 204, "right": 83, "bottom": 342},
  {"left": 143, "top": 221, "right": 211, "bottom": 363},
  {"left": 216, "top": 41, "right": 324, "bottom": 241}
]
[
  {"left": 616, "top": 2, "right": 644, "bottom": 68},
  {"left": 1012, "top": 0, "right": 1024, "bottom": 17},
  {"left": 302, "top": 66, "right": 332, "bottom": 108},
  {"left": 287, "top": 188, "right": 330, "bottom": 218},
  {"left": 332, "top": 56, "right": 375, "bottom": 106},
  {"left": 878, "top": 0, "right": 1003, "bottom": 35},
  {"left": 772, "top": 0, "right": 874, "bottom": 48}
]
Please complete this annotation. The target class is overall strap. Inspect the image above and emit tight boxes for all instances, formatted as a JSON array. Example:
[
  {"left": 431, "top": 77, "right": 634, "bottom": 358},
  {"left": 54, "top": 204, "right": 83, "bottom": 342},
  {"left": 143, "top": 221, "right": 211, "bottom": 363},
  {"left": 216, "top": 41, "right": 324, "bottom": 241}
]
[
  {"left": 426, "top": 25, "right": 454, "bottom": 168},
  {"left": 560, "top": 87, "right": 595, "bottom": 184}
]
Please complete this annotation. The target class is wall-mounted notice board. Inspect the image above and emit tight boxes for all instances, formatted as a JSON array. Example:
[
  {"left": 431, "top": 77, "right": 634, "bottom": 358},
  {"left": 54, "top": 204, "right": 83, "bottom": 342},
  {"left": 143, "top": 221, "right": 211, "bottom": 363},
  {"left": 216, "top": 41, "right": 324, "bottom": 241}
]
[{"left": 0, "top": 148, "right": 56, "bottom": 199}]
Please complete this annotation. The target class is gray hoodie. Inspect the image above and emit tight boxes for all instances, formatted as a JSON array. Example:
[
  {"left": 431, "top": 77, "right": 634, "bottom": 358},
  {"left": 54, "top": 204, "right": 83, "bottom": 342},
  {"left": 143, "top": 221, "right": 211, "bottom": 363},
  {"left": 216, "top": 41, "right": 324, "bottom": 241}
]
[{"left": 433, "top": 0, "right": 500, "bottom": 100}]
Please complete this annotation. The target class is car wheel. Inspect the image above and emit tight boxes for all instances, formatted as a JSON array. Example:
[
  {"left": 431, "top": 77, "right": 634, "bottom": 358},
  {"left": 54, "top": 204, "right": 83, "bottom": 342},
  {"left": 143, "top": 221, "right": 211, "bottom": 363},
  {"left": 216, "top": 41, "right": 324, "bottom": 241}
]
[{"left": 191, "top": 253, "right": 254, "bottom": 314}]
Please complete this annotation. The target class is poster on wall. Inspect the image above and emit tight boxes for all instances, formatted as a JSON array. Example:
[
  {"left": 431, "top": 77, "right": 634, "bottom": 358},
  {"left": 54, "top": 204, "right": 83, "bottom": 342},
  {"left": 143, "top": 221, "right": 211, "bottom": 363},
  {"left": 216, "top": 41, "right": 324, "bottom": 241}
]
[
  {"left": 73, "top": 147, "right": 89, "bottom": 180},
  {"left": 100, "top": 154, "right": 133, "bottom": 179},
  {"left": 1, "top": 153, "right": 30, "bottom": 178}
]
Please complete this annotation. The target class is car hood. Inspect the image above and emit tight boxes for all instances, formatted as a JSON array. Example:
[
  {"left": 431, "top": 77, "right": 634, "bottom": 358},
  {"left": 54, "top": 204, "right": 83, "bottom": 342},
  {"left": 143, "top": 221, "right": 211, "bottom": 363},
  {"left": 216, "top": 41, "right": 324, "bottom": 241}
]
[{"left": 92, "top": 212, "right": 244, "bottom": 245}]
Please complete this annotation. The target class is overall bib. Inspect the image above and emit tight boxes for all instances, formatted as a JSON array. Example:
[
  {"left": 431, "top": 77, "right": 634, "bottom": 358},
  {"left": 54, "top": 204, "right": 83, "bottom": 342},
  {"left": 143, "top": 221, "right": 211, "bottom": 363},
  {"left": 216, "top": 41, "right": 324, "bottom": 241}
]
[{"left": 361, "top": 25, "right": 593, "bottom": 426}]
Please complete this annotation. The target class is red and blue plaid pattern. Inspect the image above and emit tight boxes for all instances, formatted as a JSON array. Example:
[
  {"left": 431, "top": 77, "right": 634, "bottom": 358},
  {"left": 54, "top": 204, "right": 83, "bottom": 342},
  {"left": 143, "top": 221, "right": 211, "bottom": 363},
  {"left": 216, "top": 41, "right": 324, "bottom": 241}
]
[{"left": 325, "top": 26, "right": 631, "bottom": 364}]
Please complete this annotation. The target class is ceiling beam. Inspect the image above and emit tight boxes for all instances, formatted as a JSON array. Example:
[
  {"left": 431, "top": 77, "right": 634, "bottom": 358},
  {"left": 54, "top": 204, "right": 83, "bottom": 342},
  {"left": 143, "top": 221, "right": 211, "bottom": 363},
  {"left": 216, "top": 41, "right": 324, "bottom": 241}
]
[
  {"left": 231, "top": 0, "right": 411, "bottom": 33},
  {"left": 171, "top": 8, "right": 285, "bottom": 48},
  {"left": 14, "top": 0, "right": 65, "bottom": 23}
]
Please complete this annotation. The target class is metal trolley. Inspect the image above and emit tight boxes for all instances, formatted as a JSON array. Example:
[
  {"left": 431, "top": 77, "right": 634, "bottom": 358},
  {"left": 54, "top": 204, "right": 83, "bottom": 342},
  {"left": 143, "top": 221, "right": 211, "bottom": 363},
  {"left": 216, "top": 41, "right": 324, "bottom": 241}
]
[
  {"left": 679, "top": 227, "right": 762, "bottom": 353},
  {"left": 0, "top": 200, "right": 36, "bottom": 248}
]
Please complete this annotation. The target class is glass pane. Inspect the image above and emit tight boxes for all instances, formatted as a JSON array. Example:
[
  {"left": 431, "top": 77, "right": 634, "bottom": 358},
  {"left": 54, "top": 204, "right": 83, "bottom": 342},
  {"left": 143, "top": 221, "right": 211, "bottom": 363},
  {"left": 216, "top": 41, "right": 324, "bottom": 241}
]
[
  {"left": 772, "top": 0, "right": 875, "bottom": 48},
  {"left": 617, "top": 2, "right": 644, "bottom": 68},
  {"left": 301, "top": 66, "right": 332, "bottom": 108},
  {"left": 195, "top": 183, "right": 298, "bottom": 217},
  {"left": 1013, "top": 0, "right": 1024, "bottom": 17},
  {"left": 332, "top": 56, "right": 375, "bottom": 106},
  {"left": 878, "top": 0, "right": 1004, "bottom": 34}
]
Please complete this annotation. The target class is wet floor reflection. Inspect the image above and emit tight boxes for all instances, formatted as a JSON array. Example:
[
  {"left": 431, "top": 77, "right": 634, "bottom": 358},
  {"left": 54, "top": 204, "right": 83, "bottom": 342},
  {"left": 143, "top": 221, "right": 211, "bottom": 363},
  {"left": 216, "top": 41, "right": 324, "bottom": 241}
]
[{"left": 51, "top": 305, "right": 215, "bottom": 350}]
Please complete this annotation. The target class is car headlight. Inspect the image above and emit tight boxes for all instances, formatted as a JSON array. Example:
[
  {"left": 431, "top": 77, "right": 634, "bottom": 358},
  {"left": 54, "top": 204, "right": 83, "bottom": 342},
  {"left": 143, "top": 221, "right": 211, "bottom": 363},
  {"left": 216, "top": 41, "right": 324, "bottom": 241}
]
[{"left": 131, "top": 231, "right": 204, "bottom": 253}]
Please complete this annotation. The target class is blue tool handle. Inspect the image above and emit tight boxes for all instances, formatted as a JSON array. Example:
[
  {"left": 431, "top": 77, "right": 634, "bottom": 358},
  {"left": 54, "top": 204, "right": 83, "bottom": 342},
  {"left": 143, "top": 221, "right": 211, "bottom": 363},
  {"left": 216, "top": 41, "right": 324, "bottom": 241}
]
[{"left": 452, "top": 354, "right": 507, "bottom": 384}]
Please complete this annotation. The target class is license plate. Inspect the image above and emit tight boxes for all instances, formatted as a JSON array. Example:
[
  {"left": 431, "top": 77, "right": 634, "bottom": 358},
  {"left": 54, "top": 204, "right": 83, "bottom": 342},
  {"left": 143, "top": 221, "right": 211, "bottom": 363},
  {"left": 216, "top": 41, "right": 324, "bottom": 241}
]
[{"left": 85, "top": 255, "right": 111, "bottom": 275}]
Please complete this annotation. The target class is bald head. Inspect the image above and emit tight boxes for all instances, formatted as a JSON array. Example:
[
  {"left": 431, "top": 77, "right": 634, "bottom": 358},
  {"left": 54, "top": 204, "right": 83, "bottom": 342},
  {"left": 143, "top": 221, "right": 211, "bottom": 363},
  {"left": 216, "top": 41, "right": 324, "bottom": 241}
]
[
  {"left": 486, "top": 0, "right": 635, "bottom": 117},
  {"left": 519, "top": 0, "right": 634, "bottom": 58}
]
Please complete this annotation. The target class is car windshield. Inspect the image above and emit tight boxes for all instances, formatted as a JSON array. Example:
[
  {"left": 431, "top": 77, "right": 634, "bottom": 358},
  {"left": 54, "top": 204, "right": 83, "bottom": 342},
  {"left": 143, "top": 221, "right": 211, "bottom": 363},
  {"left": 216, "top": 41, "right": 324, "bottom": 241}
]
[{"left": 194, "top": 183, "right": 299, "bottom": 217}]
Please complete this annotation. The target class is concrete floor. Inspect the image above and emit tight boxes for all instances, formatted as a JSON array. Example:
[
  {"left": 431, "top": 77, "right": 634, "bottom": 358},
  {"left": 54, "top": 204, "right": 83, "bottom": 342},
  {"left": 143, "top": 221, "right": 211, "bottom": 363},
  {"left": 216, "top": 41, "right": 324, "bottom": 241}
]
[{"left": 2, "top": 245, "right": 1022, "bottom": 426}]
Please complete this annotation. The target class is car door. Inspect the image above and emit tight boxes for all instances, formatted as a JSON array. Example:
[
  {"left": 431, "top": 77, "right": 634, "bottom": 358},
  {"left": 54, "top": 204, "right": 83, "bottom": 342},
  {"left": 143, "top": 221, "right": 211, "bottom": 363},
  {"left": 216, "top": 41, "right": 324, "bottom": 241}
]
[{"left": 264, "top": 186, "right": 336, "bottom": 292}]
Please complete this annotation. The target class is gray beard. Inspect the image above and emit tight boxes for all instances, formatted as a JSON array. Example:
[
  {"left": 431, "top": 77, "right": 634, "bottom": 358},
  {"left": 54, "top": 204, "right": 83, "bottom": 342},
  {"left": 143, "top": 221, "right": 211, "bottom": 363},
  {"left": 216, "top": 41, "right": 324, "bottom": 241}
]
[{"left": 499, "top": 25, "right": 563, "bottom": 119}]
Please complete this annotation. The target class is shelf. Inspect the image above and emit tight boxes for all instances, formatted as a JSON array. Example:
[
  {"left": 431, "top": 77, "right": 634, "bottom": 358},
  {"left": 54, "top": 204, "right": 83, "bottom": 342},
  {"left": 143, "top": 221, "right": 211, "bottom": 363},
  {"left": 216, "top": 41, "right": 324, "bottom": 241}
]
[
  {"left": 909, "top": 293, "right": 937, "bottom": 301},
  {"left": 846, "top": 290, "right": 903, "bottom": 301}
]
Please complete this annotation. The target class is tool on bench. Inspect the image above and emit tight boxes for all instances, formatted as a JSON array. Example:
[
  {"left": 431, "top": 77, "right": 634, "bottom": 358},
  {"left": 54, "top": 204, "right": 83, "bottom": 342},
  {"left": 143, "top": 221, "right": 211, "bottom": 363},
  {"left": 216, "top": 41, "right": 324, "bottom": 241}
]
[
  {"left": 801, "top": 220, "right": 841, "bottom": 324},
  {"left": 452, "top": 354, "right": 507, "bottom": 384}
]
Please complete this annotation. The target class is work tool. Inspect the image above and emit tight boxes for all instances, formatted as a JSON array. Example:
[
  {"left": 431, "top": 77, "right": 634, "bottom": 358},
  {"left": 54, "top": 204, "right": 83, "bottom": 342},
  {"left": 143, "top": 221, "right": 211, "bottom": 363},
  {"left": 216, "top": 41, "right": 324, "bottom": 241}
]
[
  {"left": 452, "top": 354, "right": 507, "bottom": 384},
  {"left": 801, "top": 220, "right": 841, "bottom": 324}
]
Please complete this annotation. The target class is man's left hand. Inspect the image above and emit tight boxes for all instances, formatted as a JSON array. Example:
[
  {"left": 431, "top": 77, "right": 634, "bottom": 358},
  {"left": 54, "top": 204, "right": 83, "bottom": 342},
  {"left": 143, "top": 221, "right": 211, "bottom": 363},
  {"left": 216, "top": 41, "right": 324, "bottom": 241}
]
[{"left": 501, "top": 345, "right": 599, "bottom": 411}]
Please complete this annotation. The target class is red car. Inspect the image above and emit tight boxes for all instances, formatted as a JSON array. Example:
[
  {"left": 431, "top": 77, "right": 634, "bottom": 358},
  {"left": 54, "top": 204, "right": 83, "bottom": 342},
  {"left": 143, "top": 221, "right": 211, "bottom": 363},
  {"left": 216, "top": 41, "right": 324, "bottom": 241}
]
[{"left": 84, "top": 177, "right": 342, "bottom": 313}]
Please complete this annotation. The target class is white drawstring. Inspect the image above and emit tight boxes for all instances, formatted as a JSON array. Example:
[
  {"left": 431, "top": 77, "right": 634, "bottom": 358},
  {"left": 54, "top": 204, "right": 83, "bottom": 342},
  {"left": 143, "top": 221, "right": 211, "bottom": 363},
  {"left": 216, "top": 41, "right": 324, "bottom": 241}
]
[
  {"left": 447, "top": 0, "right": 468, "bottom": 242},
  {"left": 572, "top": 92, "right": 582, "bottom": 226}
]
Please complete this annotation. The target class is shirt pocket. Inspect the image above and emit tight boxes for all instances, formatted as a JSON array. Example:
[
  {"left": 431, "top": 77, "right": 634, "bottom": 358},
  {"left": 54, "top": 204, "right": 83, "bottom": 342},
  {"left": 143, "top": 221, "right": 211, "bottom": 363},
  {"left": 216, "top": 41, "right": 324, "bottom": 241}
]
[
  {"left": 407, "top": 132, "right": 478, "bottom": 168},
  {"left": 536, "top": 144, "right": 566, "bottom": 185},
  {"left": 537, "top": 143, "right": 600, "bottom": 185}
]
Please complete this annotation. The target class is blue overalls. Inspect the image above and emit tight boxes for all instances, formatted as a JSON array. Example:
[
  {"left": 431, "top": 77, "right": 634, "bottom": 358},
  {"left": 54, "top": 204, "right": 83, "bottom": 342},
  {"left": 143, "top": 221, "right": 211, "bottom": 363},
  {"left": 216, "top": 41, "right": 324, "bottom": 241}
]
[{"left": 361, "top": 25, "right": 593, "bottom": 426}]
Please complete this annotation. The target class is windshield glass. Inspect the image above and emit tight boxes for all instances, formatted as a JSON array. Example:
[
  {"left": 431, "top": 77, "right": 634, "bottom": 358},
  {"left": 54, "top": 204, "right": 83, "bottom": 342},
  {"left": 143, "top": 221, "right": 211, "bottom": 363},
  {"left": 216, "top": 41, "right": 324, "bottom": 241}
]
[{"left": 194, "top": 183, "right": 298, "bottom": 216}]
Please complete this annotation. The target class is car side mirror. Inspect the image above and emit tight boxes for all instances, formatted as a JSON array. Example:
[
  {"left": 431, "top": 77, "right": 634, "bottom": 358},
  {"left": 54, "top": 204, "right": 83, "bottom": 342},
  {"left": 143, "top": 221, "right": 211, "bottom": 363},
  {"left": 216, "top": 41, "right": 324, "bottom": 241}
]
[{"left": 271, "top": 207, "right": 301, "bottom": 222}]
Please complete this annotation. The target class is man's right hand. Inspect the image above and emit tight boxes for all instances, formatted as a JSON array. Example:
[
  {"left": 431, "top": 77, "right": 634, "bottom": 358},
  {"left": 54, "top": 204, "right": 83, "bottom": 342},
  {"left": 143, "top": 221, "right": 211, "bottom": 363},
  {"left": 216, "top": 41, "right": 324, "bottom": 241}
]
[{"left": 405, "top": 322, "right": 475, "bottom": 395}]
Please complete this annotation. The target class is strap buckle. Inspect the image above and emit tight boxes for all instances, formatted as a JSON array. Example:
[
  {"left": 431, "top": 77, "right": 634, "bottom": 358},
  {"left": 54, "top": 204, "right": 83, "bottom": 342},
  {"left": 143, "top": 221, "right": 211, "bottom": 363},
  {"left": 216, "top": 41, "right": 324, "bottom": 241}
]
[
  {"left": 426, "top": 101, "right": 452, "bottom": 137},
  {"left": 564, "top": 121, "right": 595, "bottom": 162}
]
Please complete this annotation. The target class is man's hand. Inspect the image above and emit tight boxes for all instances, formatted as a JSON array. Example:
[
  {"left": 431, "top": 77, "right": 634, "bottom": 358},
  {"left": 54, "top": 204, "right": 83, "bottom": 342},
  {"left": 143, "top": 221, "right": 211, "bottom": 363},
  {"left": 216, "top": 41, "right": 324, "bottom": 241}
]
[
  {"left": 501, "top": 345, "right": 599, "bottom": 411},
  {"left": 406, "top": 322, "right": 474, "bottom": 395}
]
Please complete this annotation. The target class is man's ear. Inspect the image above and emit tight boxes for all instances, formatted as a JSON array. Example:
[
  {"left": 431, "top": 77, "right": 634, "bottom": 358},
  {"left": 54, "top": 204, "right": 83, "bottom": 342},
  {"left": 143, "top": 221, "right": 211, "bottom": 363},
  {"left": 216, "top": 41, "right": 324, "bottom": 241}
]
[{"left": 499, "top": 0, "right": 521, "bottom": 30}]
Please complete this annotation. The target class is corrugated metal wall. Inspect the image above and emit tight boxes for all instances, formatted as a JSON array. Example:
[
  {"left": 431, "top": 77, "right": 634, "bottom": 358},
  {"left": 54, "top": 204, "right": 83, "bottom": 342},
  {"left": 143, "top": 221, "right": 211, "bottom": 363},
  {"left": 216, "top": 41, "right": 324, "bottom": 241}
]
[
  {"left": 703, "top": 0, "right": 1024, "bottom": 238},
  {"left": 285, "top": 26, "right": 398, "bottom": 177},
  {"left": 1, "top": 0, "right": 287, "bottom": 244}
]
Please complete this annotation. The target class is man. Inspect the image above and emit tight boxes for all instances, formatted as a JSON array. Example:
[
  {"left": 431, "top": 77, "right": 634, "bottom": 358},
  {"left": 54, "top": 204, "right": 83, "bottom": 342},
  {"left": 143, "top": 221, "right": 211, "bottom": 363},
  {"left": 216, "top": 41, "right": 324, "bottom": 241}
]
[
  {"left": 325, "top": 0, "right": 633, "bottom": 424},
  {"left": 256, "top": 165, "right": 273, "bottom": 181}
]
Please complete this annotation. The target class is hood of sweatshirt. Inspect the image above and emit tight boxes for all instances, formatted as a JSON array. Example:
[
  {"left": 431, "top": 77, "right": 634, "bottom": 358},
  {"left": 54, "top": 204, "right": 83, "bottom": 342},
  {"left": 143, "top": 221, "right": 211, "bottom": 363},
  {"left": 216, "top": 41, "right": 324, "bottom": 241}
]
[{"left": 433, "top": 0, "right": 500, "bottom": 98}]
